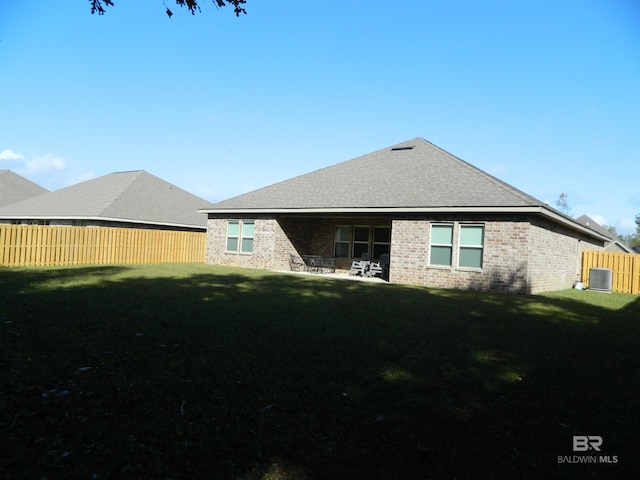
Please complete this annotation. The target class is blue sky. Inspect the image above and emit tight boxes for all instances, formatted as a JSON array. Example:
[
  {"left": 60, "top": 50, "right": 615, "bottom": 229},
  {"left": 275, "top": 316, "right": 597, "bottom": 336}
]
[{"left": 1, "top": 0, "right": 639, "bottom": 233}]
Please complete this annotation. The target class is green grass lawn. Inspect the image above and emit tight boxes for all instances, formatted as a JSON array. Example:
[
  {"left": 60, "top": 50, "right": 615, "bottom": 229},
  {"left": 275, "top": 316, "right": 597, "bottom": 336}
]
[{"left": 1, "top": 263, "right": 638, "bottom": 479}]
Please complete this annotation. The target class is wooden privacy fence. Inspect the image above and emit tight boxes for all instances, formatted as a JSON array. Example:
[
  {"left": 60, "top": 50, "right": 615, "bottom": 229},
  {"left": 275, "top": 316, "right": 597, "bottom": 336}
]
[
  {"left": 0, "top": 225, "right": 206, "bottom": 267},
  {"left": 581, "top": 250, "right": 640, "bottom": 295}
]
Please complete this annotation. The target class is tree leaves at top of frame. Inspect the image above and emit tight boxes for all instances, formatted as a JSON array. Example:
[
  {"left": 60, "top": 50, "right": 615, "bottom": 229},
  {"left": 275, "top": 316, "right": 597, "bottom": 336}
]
[{"left": 89, "top": 0, "right": 248, "bottom": 17}]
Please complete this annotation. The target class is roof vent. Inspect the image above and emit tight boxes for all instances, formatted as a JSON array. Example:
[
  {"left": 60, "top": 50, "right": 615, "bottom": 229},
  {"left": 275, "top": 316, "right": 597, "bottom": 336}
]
[{"left": 391, "top": 146, "right": 414, "bottom": 151}]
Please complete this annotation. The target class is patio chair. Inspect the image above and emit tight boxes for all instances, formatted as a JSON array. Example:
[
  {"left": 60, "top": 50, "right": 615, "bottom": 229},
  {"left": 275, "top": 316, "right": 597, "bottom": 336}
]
[
  {"left": 366, "top": 260, "right": 383, "bottom": 277},
  {"left": 380, "top": 253, "right": 390, "bottom": 279},
  {"left": 289, "top": 254, "right": 305, "bottom": 272},
  {"left": 349, "top": 253, "right": 371, "bottom": 276},
  {"left": 365, "top": 253, "right": 389, "bottom": 278}
]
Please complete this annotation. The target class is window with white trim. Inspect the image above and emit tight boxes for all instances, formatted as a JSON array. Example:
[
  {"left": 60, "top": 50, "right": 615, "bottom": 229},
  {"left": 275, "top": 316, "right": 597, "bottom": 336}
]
[
  {"left": 353, "top": 226, "right": 371, "bottom": 258},
  {"left": 430, "top": 224, "right": 453, "bottom": 266},
  {"left": 458, "top": 225, "right": 484, "bottom": 268},
  {"left": 334, "top": 226, "right": 351, "bottom": 258},
  {"left": 372, "top": 226, "right": 391, "bottom": 259},
  {"left": 226, "top": 220, "right": 254, "bottom": 253},
  {"left": 334, "top": 225, "right": 391, "bottom": 259},
  {"left": 240, "top": 221, "right": 254, "bottom": 253}
]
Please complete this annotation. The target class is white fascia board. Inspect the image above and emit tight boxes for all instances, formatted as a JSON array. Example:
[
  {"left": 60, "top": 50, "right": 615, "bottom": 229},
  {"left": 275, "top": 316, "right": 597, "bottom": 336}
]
[
  {"left": 532, "top": 207, "right": 610, "bottom": 241},
  {"left": 198, "top": 206, "right": 542, "bottom": 214},
  {"left": 199, "top": 205, "right": 609, "bottom": 242}
]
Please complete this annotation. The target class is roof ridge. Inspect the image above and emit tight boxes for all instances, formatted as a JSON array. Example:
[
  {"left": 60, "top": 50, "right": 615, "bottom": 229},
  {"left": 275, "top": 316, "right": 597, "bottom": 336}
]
[
  {"left": 207, "top": 137, "right": 555, "bottom": 212},
  {"left": 97, "top": 170, "right": 145, "bottom": 215},
  {"left": 415, "top": 138, "right": 543, "bottom": 207}
]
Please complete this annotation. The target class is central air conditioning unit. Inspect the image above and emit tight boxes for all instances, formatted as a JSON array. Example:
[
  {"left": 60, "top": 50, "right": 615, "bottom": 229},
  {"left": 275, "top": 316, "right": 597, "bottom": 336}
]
[{"left": 589, "top": 268, "right": 613, "bottom": 293}]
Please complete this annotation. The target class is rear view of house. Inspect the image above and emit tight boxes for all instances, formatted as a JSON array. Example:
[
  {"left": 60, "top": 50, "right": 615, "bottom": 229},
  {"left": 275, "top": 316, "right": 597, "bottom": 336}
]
[{"left": 199, "top": 138, "right": 607, "bottom": 293}]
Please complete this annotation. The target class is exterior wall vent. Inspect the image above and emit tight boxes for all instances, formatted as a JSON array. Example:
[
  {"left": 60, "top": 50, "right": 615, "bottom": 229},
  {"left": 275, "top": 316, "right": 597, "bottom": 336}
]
[
  {"left": 391, "top": 146, "right": 414, "bottom": 151},
  {"left": 589, "top": 268, "right": 613, "bottom": 293}
]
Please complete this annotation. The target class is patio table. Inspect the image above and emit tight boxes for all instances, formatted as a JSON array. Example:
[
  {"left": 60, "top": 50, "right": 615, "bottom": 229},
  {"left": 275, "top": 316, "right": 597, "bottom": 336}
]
[
  {"left": 301, "top": 255, "right": 323, "bottom": 273},
  {"left": 301, "top": 255, "right": 335, "bottom": 274}
]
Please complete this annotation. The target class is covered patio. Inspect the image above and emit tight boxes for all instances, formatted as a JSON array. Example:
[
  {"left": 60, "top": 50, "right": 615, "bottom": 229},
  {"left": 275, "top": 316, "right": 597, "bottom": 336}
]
[{"left": 276, "top": 215, "right": 392, "bottom": 274}]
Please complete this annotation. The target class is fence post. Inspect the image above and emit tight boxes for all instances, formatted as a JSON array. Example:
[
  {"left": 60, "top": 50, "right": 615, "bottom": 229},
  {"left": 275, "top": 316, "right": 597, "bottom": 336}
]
[{"left": 633, "top": 254, "right": 640, "bottom": 295}]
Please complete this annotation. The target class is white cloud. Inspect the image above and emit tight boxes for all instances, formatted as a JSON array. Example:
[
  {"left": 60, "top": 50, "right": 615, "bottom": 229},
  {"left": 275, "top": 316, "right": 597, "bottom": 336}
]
[
  {"left": 0, "top": 149, "right": 94, "bottom": 190},
  {"left": 25, "top": 153, "right": 68, "bottom": 174},
  {"left": 0, "top": 149, "right": 25, "bottom": 161}
]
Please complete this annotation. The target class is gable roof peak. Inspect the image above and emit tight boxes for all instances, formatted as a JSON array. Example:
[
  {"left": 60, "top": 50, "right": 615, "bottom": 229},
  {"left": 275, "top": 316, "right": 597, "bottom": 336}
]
[
  {"left": 0, "top": 169, "right": 49, "bottom": 207},
  {"left": 0, "top": 170, "right": 213, "bottom": 228},
  {"left": 209, "top": 136, "right": 547, "bottom": 212}
]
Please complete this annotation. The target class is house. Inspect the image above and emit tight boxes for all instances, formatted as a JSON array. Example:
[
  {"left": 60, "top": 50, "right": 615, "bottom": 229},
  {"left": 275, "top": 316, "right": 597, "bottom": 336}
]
[
  {"left": 0, "top": 170, "right": 49, "bottom": 208},
  {"left": 574, "top": 214, "right": 635, "bottom": 253},
  {"left": 0, "top": 170, "right": 213, "bottom": 231},
  {"left": 199, "top": 138, "right": 609, "bottom": 293}
]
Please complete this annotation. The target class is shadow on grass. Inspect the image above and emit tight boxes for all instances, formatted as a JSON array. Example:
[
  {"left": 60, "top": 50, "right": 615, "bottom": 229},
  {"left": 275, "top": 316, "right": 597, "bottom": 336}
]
[{"left": 1, "top": 265, "right": 638, "bottom": 479}]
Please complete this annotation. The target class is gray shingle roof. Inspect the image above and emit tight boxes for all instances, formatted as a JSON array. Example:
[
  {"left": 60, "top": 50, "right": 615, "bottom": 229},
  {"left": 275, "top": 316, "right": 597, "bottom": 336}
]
[
  {"left": 574, "top": 214, "right": 634, "bottom": 253},
  {"left": 0, "top": 170, "right": 49, "bottom": 207},
  {"left": 575, "top": 215, "right": 614, "bottom": 240},
  {"left": 0, "top": 170, "right": 213, "bottom": 229},
  {"left": 205, "top": 138, "right": 545, "bottom": 210}
]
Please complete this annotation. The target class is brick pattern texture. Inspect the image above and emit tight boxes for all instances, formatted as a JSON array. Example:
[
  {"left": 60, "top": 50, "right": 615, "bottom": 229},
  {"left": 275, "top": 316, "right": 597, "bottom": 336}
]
[{"left": 205, "top": 214, "right": 603, "bottom": 294}]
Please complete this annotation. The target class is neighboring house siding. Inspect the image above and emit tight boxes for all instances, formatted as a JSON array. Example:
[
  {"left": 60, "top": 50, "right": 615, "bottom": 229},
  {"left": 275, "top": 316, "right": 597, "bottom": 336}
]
[{"left": 605, "top": 242, "right": 628, "bottom": 253}]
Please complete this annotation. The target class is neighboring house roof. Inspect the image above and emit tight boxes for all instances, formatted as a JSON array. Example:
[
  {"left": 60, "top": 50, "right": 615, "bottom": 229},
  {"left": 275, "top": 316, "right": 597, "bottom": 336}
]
[
  {"left": 0, "top": 170, "right": 214, "bottom": 229},
  {"left": 200, "top": 137, "right": 607, "bottom": 242},
  {"left": 574, "top": 215, "right": 614, "bottom": 239},
  {"left": 575, "top": 214, "right": 635, "bottom": 253},
  {"left": 0, "top": 170, "right": 49, "bottom": 207}
]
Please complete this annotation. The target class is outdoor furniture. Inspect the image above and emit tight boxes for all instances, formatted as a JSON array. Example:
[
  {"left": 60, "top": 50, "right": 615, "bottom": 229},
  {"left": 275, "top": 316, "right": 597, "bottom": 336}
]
[
  {"left": 365, "top": 253, "right": 390, "bottom": 278},
  {"left": 289, "top": 254, "right": 305, "bottom": 272},
  {"left": 301, "top": 255, "right": 336, "bottom": 274},
  {"left": 349, "top": 253, "right": 371, "bottom": 276},
  {"left": 301, "top": 255, "right": 321, "bottom": 273},
  {"left": 319, "top": 256, "right": 336, "bottom": 273},
  {"left": 366, "top": 260, "right": 382, "bottom": 277},
  {"left": 380, "top": 253, "right": 390, "bottom": 279}
]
